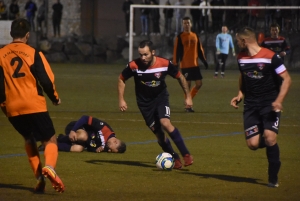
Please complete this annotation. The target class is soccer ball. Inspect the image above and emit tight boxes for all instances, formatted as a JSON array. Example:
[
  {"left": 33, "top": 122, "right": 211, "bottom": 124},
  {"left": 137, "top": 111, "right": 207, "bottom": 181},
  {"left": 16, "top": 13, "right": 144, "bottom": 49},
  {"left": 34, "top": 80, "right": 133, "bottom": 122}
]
[{"left": 155, "top": 152, "right": 174, "bottom": 170}]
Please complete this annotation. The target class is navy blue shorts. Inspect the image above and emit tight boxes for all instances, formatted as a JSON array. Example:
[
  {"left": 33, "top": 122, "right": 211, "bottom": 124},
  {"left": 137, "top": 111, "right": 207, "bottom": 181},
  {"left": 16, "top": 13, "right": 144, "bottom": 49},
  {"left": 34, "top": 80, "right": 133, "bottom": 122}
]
[
  {"left": 8, "top": 112, "right": 56, "bottom": 141},
  {"left": 181, "top": 66, "right": 203, "bottom": 81},
  {"left": 243, "top": 106, "right": 281, "bottom": 139},
  {"left": 138, "top": 95, "right": 170, "bottom": 133}
]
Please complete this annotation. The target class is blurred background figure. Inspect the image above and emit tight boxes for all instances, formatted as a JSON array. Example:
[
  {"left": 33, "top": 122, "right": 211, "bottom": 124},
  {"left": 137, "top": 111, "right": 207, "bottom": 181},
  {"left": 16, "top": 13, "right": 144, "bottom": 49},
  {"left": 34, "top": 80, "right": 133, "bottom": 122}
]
[
  {"left": 122, "top": 0, "right": 136, "bottom": 37},
  {"left": 199, "top": 0, "right": 211, "bottom": 34},
  {"left": 25, "top": 0, "right": 37, "bottom": 31},
  {"left": 37, "top": 0, "right": 46, "bottom": 38},
  {"left": 190, "top": 0, "right": 201, "bottom": 34},
  {"left": 149, "top": 0, "right": 160, "bottom": 35},
  {"left": 247, "top": 0, "right": 260, "bottom": 30},
  {"left": 163, "top": 0, "right": 173, "bottom": 37},
  {"left": 52, "top": 0, "right": 63, "bottom": 37},
  {"left": 174, "top": 0, "right": 186, "bottom": 35},
  {"left": 9, "top": 0, "right": 19, "bottom": 20},
  {"left": 140, "top": 0, "right": 149, "bottom": 36},
  {"left": 0, "top": 0, "right": 8, "bottom": 20},
  {"left": 210, "top": 0, "right": 225, "bottom": 33}
]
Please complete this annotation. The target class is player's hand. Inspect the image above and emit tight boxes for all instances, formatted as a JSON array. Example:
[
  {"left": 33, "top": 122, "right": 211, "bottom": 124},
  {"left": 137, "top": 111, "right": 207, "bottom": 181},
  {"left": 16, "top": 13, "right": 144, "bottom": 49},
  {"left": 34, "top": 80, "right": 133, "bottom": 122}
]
[
  {"left": 53, "top": 98, "right": 61, "bottom": 106},
  {"left": 69, "top": 130, "right": 77, "bottom": 142},
  {"left": 185, "top": 96, "right": 193, "bottom": 108},
  {"left": 96, "top": 146, "right": 104, "bottom": 153},
  {"left": 216, "top": 51, "right": 220, "bottom": 55},
  {"left": 119, "top": 99, "right": 128, "bottom": 112},
  {"left": 230, "top": 96, "right": 242, "bottom": 109},
  {"left": 232, "top": 51, "right": 236, "bottom": 56},
  {"left": 279, "top": 51, "right": 286, "bottom": 57},
  {"left": 272, "top": 101, "right": 282, "bottom": 112}
]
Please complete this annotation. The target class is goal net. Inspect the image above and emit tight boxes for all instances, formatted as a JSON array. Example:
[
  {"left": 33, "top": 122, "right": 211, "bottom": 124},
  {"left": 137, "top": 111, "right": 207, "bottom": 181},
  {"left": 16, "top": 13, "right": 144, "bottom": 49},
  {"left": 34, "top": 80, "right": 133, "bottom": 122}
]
[{"left": 127, "top": 2, "right": 300, "bottom": 68}]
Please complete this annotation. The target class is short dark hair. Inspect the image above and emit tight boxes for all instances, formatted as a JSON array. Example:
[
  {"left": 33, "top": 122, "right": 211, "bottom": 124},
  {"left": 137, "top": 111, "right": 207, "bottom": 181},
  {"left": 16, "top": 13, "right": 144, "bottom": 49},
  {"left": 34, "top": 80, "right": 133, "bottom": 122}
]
[
  {"left": 139, "top": 40, "right": 154, "bottom": 52},
  {"left": 183, "top": 16, "right": 191, "bottom": 21},
  {"left": 117, "top": 141, "right": 126, "bottom": 153},
  {"left": 10, "top": 18, "right": 30, "bottom": 39},
  {"left": 270, "top": 23, "right": 280, "bottom": 29}
]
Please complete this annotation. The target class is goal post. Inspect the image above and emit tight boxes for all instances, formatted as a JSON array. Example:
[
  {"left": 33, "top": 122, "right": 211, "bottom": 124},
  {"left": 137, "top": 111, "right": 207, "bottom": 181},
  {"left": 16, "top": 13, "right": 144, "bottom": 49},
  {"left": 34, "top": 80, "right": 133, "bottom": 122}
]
[{"left": 129, "top": 4, "right": 300, "bottom": 61}]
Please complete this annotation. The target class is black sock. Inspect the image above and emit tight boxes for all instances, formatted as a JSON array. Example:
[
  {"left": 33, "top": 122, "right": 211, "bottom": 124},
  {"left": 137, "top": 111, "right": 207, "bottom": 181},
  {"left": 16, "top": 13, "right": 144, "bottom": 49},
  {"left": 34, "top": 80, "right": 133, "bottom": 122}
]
[
  {"left": 266, "top": 143, "right": 281, "bottom": 183},
  {"left": 168, "top": 128, "right": 190, "bottom": 156},
  {"left": 158, "top": 138, "right": 180, "bottom": 160}
]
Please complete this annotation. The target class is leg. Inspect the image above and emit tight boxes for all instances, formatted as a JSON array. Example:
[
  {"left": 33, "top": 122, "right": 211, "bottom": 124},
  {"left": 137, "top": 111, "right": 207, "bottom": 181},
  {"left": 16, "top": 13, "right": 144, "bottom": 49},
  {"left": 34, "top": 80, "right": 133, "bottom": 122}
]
[
  {"left": 160, "top": 118, "right": 193, "bottom": 166},
  {"left": 264, "top": 129, "right": 280, "bottom": 187},
  {"left": 190, "top": 79, "right": 202, "bottom": 99},
  {"left": 220, "top": 54, "right": 228, "bottom": 77},
  {"left": 215, "top": 54, "right": 221, "bottom": 77}
]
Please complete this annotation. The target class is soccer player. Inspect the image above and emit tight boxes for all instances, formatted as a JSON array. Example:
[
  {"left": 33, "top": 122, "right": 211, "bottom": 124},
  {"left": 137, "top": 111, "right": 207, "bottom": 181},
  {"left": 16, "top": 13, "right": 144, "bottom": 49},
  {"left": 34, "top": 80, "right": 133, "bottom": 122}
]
[
  {"left": 118, "top": 40, "right": 194, "bottom": 169},
  {"left": 0, "top": 18, "right": 64, "bottom": 193},
  {"left": 261, "top": 23, "right": 291, "bottom": 61},
  {"left": 214, "top": 25, "right": 235, "bottom": 78},
  {"left": 231, "top": 27, "right": 291, "bottom": 187},
  {"left": 173, "top": 16, "right": 208, "bottom": 112},
  {"left": 39, "top": 115, "right": 126, "bottom": 153}
]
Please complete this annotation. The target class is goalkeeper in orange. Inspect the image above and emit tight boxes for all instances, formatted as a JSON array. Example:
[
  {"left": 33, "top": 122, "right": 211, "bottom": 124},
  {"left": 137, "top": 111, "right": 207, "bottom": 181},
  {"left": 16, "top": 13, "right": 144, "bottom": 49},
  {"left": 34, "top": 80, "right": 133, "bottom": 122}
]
[{"left": 173, "top": 16, "right": 208, "bottom": 112}]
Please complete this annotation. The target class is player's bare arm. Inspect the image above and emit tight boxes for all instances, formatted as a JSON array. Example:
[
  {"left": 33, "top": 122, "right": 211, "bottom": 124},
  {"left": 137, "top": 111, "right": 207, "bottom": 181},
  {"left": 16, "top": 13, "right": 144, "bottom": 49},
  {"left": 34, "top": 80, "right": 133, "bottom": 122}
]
[
  {"left": 177, "top": 74, "right": 193, "bottom": 107},
  {"left": 118, "top": 78, "right": 128, "bottom": 112},
  {"left": 272, "top": 71, "right": 291, "bottom": 112}
]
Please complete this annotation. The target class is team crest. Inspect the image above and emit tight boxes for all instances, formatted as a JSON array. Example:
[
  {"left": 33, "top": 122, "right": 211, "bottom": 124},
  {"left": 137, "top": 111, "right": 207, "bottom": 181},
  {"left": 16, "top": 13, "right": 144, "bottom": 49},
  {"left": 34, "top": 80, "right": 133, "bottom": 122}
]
[
  {"left": 257, "top": 63, "right": 265, "bottom": 70},
  {"left": 154, "top": 72, "right": 161, "bottom": 78}
]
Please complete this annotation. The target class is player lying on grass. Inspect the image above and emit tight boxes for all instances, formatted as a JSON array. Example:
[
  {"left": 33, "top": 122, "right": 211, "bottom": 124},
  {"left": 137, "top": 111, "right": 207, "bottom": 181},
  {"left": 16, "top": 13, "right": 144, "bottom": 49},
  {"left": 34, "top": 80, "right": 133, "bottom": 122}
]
[{"left": 39, "top": 115, "right": 126, "bottom": 153}]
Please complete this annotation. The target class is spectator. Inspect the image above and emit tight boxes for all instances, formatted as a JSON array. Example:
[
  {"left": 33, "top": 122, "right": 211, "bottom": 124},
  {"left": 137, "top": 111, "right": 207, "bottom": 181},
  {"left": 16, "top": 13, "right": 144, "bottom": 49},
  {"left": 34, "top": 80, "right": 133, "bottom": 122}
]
[
  {"left": 174, "top": 0, "right": 186, "bottom": 35},
  {"left": 25, "top": 0, "right": 37, "bottom": 31},
  {"left": 291, "top": 0, "right": 300, "bottom": 32},
  {"left": 210, "top": 0, "right": 225, "bottom": 33},
  {"left": 140, "top": 0, "right": 149, "bottom": 36},
  {"left": 264, "top": 0, "right": 276, "bottom": 34},
  {"left": 248, "top": 0, "right": 260, "bottom": 30},
  {"left": 8, "top": 0, "right": 19, "bottom": 20},
  {"left": 37, "top": 1, "right": 46, "bottom": 36},
  {"left": 199, "top": 0, "right": 211, "bottom": 34},
  {"left": 0, "top": 0, "right": 8, "bottom": 20},
  {"left": 237, "top": 0, "right": 248, "bottom": 31},
  {"left": 274, "top": 0, "right": 284, "bottom": 31},
  {"left": 190, "top": 0, "right": 201, "bottom": 34},
  {"left": 52, "top": 0, "right": 63, "bottom": 37},
  {"left": 225, "top": 0, "right": 238, "bottom": 33},
  {"left": 122, "top": 0, "right": 136, "bottom": 37},
  {"left": 149, "top": 0, "right": 160, "bottom": 35},
  {"left": 163, "top": 0, "right": 173, "bottom": 37}
]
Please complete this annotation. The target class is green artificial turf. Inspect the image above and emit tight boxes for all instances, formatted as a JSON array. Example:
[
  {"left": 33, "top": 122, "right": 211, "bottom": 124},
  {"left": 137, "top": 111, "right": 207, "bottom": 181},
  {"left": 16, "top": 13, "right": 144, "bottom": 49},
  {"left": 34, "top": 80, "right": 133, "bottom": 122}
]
[{"left": 0, "top": 64, "right": 299, "bottom": 201}]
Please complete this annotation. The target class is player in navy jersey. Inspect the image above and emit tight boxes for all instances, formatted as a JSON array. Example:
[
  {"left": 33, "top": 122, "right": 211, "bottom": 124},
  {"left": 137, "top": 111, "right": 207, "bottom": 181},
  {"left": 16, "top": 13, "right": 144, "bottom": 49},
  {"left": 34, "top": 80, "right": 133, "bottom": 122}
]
[
  {"left": 261, "top": 23, "right": 290, "bottom": 61},
  {"left": 118, "top": 40, "right": 193, "bottom": 169},
  {"left": 39, "top": 115, "right": 126, "bottom": 153},
  {"left": 231, "top": 27, "right": 291, "bottom": 188}
]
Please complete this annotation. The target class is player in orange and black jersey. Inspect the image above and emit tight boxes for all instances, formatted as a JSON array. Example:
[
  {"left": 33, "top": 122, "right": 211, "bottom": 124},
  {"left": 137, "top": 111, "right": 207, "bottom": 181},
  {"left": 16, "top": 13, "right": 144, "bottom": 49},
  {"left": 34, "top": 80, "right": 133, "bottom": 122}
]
[
  {"left": 118, "top": 40, "right": 194, "bottom": 169},
  {"left": 49, "top": 115, "right": 126, "bottom": 153},
  {"left": 261, "top": 23, "right": 290, "bottom": 61},
  {"left": 231, "top": 27, "right": 291, "bottom": 188},
  {"left": 0, "top": 18, "right": 64, "bottom": 193},
  {"left": 173, "top": 16, "right": 208, "bottom": 112}
]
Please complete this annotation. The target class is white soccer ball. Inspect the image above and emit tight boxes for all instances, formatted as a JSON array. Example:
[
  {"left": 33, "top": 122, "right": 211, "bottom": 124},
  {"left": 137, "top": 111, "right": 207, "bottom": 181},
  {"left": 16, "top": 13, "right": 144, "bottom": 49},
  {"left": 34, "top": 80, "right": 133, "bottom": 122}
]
[{"left": 155, "top": 152, "right": 174, "bottom": 170}]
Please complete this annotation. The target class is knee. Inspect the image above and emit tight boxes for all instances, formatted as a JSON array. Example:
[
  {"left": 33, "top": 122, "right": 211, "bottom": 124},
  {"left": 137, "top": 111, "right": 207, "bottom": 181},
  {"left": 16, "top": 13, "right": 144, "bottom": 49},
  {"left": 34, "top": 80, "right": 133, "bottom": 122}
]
[{"left": 246, "top": 141, "right": 259, "bottom": 150}]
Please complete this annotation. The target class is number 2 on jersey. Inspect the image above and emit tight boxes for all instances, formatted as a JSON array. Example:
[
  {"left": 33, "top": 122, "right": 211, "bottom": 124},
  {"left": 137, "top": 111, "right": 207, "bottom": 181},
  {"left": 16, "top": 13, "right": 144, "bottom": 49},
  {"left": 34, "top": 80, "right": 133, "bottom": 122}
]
[{"left": 11, "top": 57, "right": 25, "bottom": 78}]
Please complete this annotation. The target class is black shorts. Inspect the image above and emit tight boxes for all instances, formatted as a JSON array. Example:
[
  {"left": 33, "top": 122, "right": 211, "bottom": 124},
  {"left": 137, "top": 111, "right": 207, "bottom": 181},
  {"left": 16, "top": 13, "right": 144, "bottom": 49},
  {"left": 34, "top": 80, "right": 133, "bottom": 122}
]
[
  {"left": 138, "top": 95, "right": 170, "bottom": 133},
  {"left": 8, "top": 112, "right": 56, "bottom": 141},
  {"left": 243, "top": 106, "right": 281, "bottom": 139},
  {"left": 181, "top": 66, "right": 203, "bottom": 81}
]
